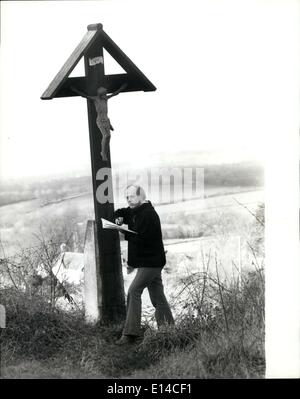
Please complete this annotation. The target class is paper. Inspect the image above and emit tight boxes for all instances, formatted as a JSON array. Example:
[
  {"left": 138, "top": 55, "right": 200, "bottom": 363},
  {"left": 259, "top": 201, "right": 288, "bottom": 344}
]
[
  {"left": 89, "top": 56, "right": 104, "bottom": 66},
  {"left": 101, "top": 218, "right": 138, "bottom": 234}
]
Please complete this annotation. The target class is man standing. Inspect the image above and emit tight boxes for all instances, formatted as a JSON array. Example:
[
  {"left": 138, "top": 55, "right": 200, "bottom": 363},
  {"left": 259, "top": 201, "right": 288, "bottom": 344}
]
[{"left": 114, "top": 185, "right": 174, "bottom": 344}]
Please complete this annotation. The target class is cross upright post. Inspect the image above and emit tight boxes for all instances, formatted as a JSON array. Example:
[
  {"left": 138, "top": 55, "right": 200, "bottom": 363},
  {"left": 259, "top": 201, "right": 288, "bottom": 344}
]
[
  {"left": 83, "top": 24, "right": 124, "bottom": 323},
  {"left": 41, "top": 23, "right": 156, "bottom": 324}
]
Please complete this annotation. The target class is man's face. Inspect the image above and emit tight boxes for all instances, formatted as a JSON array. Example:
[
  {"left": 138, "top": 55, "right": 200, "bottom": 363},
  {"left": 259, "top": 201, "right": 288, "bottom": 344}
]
[{"left": 125, "top": 186, "right": 141, "bottom": 209}]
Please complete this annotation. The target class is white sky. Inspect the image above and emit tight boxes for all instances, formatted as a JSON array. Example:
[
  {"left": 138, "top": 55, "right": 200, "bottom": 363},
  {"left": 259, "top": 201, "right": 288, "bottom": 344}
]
[
  {"left": 1, "top": 0, "right": 298, "bottom": 180},
  {"left": 1, "top": 1, "right": 300, "bottom": 378}
]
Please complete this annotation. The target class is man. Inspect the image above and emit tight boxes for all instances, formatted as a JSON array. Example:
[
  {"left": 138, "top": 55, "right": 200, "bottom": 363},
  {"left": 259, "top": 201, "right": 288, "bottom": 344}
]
[
  {"left": 114, "top": 184, "right": 174, "bottom": 345},
  {"left": 71, "top": 83, "right": 127, "bottom": 161}
]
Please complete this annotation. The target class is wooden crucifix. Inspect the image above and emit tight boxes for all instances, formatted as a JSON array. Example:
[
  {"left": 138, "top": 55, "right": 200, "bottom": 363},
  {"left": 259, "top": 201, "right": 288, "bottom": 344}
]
[{"left": 41, "top": 23, "right": 156, "bottom": 323}]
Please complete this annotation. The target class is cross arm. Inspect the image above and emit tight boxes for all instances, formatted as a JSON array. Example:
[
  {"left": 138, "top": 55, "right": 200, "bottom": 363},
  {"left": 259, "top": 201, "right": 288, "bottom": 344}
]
[
  {"left": 70, "top": 85, "right": 95, "bottom": 100},
  {"left": 101, "top": 30, "right": 156, "bottom": 92},
  {"left": 46, "top": 74, "right": 150, "bottom": 99},
  {"left": 103, "top": 74, "right": 150, "bottom": 94},
  {"left": 43, "top": 77, "right": 89, "bottom": 99},
  {"left": 40, "top": 29, "right": 100, "bottom": 100}
]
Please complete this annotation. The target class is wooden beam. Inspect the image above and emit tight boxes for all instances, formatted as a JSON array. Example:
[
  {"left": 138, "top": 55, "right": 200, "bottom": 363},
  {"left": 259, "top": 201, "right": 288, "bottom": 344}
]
[
  {"left": 102, "top": 73, "right": 153, "bottom": 93},
  {"left": 87, "top": 23, "right": 103, "bottom": 31},
  {"left": 41, "top": 29, "right": 100, "bottom": 99},
  {"left": 41, "top": 23, "right": 156, "bottom": 100},
  {"left": 101, "top": 29, "right": 156, "bottom": 92},
  {"left": 84, "top": 42, "right": 126, "bottom": 323},
  {"left": 50, "top": 77, "right": 87, "bottom": 98},
  {"left": 53, "top": 74, "right": 150, "bottom": 99}
]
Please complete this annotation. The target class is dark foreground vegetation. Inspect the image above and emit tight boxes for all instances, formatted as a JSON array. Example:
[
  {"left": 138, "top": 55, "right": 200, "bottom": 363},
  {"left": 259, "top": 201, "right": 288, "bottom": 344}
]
[
  {"left": 0, "top": 263, "right": 264, "bottom": 379},
  {"left": 0, "top": 189, "right": 265, "bottom": 378}
]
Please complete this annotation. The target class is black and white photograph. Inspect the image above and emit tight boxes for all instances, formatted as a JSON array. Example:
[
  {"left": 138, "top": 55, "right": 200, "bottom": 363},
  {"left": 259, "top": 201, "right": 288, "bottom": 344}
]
[{"left": 0, "top": 0, "right": 299, "bottom": 382}]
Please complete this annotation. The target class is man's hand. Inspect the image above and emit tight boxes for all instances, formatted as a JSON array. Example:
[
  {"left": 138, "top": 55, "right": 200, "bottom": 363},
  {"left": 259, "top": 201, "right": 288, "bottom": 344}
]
[{"left": 115, "top": 217, "right": 124, "bottom": 226}]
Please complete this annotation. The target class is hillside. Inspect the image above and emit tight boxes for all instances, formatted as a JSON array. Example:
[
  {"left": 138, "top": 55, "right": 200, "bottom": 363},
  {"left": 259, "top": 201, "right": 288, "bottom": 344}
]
[{"left": 0, "top": 156, "right": 265, "bottom": 379}]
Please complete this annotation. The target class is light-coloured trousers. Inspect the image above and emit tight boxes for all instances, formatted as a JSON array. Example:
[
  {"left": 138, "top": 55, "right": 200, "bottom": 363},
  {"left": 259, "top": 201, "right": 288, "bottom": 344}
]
[{"left": 123, "top": 267, "right": 174, "bottom": 336}]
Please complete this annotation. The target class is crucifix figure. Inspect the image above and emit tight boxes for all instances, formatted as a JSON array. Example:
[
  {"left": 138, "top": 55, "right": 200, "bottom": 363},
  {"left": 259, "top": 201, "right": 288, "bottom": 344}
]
[{"left": 71, "top": 83, "right": 127, "bottom": 161}]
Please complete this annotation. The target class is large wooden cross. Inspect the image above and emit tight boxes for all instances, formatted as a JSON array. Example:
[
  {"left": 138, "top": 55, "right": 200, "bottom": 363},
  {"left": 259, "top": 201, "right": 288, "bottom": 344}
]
[{"left": 41, "top": 23, "right": 156, "bottom": 323}]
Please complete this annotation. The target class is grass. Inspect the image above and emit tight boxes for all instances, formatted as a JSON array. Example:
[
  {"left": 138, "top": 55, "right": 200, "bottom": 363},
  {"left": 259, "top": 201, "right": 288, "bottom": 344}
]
[
  {"left": 1, "top": 360, "right": 104, "bottom": 379},
  {"left": 0, "top": 260, "right": 265, "bottom": 379},
  {"left": 129, "top": 340, "right": 264, "bottom": 379}
]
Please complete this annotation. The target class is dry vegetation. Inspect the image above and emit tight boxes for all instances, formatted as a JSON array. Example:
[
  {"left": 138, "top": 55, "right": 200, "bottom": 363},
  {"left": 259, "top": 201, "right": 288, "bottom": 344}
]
[
  {"left": 0, "top": 200, "right": 265, "bottom": 379},
  {"left": 0, "top": 263, "right": 264, "bottom": 379},
  {"left": 0, "top": 161, "right": 264, "bottom": 378}
]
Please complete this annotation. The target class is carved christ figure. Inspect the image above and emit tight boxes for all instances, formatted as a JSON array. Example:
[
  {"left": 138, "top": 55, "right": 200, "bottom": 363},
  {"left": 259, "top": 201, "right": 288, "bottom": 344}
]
[{"left": 71, "top": 83, "right": 127, "bottom": 161}]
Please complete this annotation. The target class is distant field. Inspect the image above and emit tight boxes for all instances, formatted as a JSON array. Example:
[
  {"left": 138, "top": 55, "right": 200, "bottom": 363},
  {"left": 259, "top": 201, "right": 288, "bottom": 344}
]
[
  {"left": 0, "top": 185, "right": 263, "bottom": 257},
  {"left": 0, "top": 160, "right": 263, "bottom": 207},
  {"left": 0, "top": 187, "right": 262, "bottom": 226},
  {"left": 0, "top": 159, "right": 263, "bottom": 257},
  {"left": 156, "top": 189, "right": 263, "bottom": 216}
]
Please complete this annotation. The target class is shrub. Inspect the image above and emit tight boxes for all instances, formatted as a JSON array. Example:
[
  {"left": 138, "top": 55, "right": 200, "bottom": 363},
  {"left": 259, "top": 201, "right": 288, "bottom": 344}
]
[
  {"left": 134, "top": 259, "right": 265, "bottom": 378},
  {"left": 0, "top": 287, "right": 87, "bottom": 362}
]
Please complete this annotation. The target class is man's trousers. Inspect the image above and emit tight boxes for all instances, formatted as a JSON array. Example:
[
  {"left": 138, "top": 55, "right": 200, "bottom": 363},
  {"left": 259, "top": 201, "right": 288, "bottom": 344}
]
[{"left": 122, "top": 267, "right": 174, "bottom": 336}]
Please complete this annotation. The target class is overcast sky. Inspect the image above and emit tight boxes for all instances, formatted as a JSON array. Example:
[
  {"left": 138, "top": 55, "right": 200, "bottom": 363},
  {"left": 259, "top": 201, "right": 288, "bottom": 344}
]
[{"left": 0, "top": 0, "right": 299, "bottom": 180}]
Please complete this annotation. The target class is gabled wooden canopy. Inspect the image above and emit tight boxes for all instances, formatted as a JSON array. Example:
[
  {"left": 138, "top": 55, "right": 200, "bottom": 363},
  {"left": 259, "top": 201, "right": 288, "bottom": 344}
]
[{"left": 41, "top": 23, "right": 156, "bottom": 100}]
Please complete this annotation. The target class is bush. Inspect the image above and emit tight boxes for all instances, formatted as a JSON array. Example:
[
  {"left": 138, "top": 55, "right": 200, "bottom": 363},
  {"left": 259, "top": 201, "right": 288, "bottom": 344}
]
[
  {"left": 0, "top": 261, "right": 265, "bottom": 378},
  {"left": 134, "top": 262, "right": 265, "bottom": 378},
  {"left": 0, "top": 287, "right": 87, "bottom": 361}
]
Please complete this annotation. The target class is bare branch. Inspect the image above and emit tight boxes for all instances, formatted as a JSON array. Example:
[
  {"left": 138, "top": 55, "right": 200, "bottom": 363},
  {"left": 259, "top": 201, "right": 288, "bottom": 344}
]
[{"left": 233, "top": 198, "right": 264, "bottom": 227}]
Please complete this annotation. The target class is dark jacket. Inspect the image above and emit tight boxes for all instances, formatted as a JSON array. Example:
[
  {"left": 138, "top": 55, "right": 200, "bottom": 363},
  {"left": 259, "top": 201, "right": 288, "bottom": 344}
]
[{"left": 114, "top": 201, "right": 166, "bottom": 268}]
